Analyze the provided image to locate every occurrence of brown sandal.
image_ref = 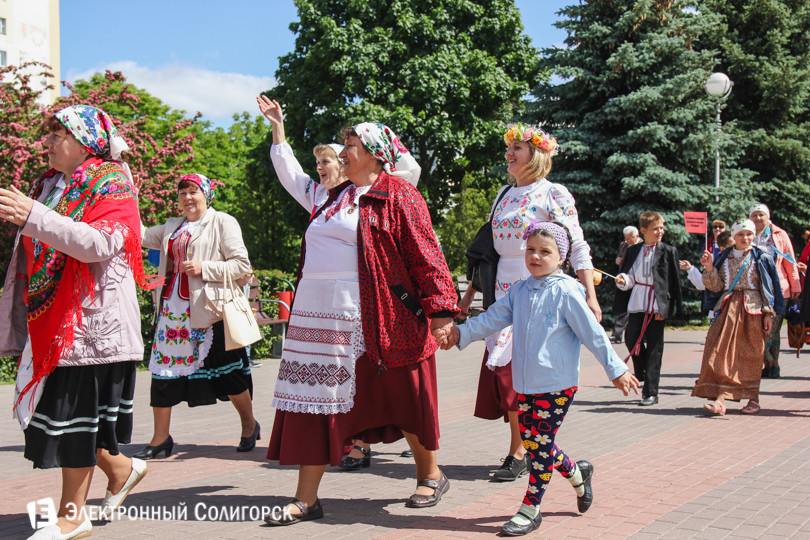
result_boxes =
[406,473,450,508]
[263,498,323,526]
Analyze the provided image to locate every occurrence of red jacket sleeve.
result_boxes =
[393,183,460,318]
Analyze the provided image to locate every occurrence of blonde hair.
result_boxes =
[313,144,339,159]
[511,145,553,183]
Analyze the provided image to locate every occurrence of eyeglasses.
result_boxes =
[712,225,725,229]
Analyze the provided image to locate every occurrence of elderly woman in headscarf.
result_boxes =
[749,204,801,379]
[256,96,407,470]
[132,173,258,460]
[0,105,159,540]
[257,97,458,525]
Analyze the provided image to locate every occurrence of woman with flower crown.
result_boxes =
[458,124,599,507]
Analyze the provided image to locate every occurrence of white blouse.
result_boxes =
[483,179,593,368]
[491,180,593,300]
[270,142,366,279]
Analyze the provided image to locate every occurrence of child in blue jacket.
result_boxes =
[443,220,639,536]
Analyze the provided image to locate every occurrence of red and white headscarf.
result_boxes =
[351,122,421,186]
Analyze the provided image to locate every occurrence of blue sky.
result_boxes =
[61,1,570,125]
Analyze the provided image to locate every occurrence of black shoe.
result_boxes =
[610,336,622,344]
[493,454,529,482]
[236,421,260,452]
[639,395,658,406]
[264,498,323,526]
[401,449,414,458]
[574,461,594,513]
[762,367,770,379]
[339,445,371,470]
[133,436,173,460]
[770,365,781,378]
[501,511,542,536]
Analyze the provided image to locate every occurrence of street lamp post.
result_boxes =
[705,73,734,202]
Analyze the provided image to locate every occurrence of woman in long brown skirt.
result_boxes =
[693,219,784,415]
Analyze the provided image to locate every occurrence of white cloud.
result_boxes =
[66,61,275,122]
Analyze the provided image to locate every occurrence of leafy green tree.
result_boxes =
[699,0,810,248]
[435,174,503,274]
[527,0,756,319]
[263,0,545,220]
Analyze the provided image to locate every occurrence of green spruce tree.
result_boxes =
[527,0,757,318]
[700,0,810,248]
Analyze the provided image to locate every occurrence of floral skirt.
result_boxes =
[692,291,765,402]
[149,287,212,378]
[150,321,252,408]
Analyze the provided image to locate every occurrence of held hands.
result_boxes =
[612,371,640,396]
[0,186,34,227]
[763,314,773,334]
[700,250,714,270]
[181,260,202,277]
[430,317,459,350]
[679,260,693,271]
[615,274,626,286]
[797,262,807,274]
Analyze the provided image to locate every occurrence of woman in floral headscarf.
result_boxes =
[132,173,258,460]
[457,124,598,509]
[258,98,457,525]
[0,105,159,540]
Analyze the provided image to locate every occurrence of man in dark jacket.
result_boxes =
[613,211,683,406]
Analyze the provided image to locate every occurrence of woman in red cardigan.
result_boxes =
[257,97,459,526]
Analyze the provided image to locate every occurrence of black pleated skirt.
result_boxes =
[150,320,253,408]
[24,360,138,469]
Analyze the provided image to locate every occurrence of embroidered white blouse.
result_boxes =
[270,141,370,278]
[484,179,594,368]
[615,244,659,313]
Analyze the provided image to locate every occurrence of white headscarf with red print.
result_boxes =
[351,122,421,186]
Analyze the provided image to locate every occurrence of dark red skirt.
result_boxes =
[474,349,519,422]
[267,353,440,466]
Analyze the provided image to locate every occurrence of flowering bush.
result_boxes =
[0,63,198,276]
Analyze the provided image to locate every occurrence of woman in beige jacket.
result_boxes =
[134,174,259,459]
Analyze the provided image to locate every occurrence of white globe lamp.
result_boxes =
[705,72,733,97]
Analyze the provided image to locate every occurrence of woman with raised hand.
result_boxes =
[0,105,159,540]
[458,124,599,494]
[134,173,259,459]
[257,96,457,525]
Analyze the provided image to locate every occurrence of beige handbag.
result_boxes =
[222,266,262,351]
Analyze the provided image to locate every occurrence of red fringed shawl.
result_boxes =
[15,157,162,407]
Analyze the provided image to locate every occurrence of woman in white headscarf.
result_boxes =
[256,96,457,525]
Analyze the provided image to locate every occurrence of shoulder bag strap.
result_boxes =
[488,185,511,222]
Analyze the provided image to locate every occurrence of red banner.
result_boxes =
[684,211,708,234]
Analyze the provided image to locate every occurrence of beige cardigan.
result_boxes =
[142,208,251,329]
[0,201,144,365]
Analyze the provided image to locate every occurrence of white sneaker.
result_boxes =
[99,456,148,519]
[27,513,92,539]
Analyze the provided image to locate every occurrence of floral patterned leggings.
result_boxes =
[518,387,577,506]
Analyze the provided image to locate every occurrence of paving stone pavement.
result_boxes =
[1,328,809,539]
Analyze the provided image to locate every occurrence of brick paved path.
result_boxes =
[1,329,808,539]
